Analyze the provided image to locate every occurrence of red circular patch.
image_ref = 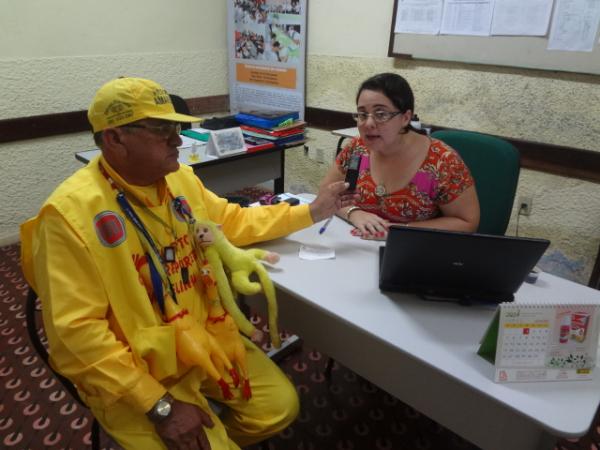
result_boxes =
[94,211,126,247]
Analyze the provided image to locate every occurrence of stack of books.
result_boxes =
[235,110,305,152]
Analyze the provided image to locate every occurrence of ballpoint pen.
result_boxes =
[319,216,333,234]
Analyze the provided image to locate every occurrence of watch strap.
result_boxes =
[146,393,174,423]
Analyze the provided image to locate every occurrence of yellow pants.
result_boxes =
[92,338,299,449]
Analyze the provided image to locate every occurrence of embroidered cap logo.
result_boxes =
[153,88,170,105]
[104,100,133,126]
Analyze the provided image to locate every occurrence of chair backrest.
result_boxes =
[431,130,520,235]
[25,287,101,449]
[169,94,192,130]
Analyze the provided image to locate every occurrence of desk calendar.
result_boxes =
[478,302,600,383]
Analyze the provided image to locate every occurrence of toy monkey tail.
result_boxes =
[255,264,281,349]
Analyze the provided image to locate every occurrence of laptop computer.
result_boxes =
[379,226,550,303]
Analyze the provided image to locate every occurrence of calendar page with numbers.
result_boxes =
[478,303,600,383]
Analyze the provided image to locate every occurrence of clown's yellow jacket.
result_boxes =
[20,156,312,447]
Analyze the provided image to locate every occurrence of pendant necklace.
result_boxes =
[371,153,387,197]
[145,204,190,284]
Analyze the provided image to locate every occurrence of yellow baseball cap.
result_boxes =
[87,77,199,133]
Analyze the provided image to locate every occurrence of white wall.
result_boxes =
[286,0,600,284]
[0,0,227,117]
[0,0,225,58]
[1,0,599,284]
[0,0,229,245]
[307,0,391,58]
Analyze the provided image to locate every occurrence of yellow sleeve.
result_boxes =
[32,207,165,414]
[194,178,314,247]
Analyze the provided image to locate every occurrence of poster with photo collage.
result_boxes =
[227,0,307,118]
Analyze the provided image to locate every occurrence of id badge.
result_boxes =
[163,246,176,263]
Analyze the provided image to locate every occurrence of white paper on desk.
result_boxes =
[394,0,443,35]
[491,0,553,36]
[548,0,600,52]
[178,135,197,149]
[177,144,215,166]
[190,126,212,133]
[441,0,495,36]
[299,244,335,261]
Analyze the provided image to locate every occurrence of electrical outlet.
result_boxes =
[304,145,314,159]
[304,146,324,163]
[315,148,324,163]
[518,196,533,216]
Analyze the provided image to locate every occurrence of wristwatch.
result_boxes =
[146,393,174,423]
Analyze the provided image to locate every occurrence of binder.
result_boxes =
[243,135,276,152]
[181,129,210,142]
[235,110,300,129]
[240,123,305,138]
[241,128,304,141]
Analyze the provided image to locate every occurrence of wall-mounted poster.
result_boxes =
[227,0,307,119]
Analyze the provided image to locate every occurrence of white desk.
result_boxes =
[331,127,359,154]
[75,135,303,195]
[331,127,360,139]
[250,215,600,450]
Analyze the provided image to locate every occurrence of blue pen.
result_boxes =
[319,216,333,234]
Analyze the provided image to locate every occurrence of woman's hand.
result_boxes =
[348,210,390,239]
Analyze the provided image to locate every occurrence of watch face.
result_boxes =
[156,400,172,417]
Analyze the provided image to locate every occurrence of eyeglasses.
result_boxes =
[352,111,402,124]
[121,122,182,138]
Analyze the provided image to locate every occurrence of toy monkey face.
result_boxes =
[195,226,215,247]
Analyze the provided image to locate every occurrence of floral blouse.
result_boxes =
[336,137,474,223]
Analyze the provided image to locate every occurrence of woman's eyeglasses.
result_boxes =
[121,122,182,138]
[352,111,401,124]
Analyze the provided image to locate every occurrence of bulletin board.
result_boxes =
[387,0,600,75]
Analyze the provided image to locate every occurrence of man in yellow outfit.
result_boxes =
[20,77,353,450]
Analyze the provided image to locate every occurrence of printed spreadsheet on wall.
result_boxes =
[388,0,600,75]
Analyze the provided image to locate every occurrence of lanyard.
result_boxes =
[99,163,179,314]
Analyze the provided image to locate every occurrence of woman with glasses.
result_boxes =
[320,72,480,239]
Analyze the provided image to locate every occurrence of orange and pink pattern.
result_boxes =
[337,137,474,224]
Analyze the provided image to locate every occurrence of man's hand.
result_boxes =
[309,181,357,223]
[154,399,214,450]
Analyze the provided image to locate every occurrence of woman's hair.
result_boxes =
[356,72,414,112]
[356,73,422,134]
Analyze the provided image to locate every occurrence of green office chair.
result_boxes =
[431,130,520,235]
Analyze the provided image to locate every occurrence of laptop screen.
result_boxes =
[379,226,550,304]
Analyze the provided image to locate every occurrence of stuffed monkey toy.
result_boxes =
[193,220,282,349]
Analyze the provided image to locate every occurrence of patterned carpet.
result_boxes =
[2,190,599,449]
